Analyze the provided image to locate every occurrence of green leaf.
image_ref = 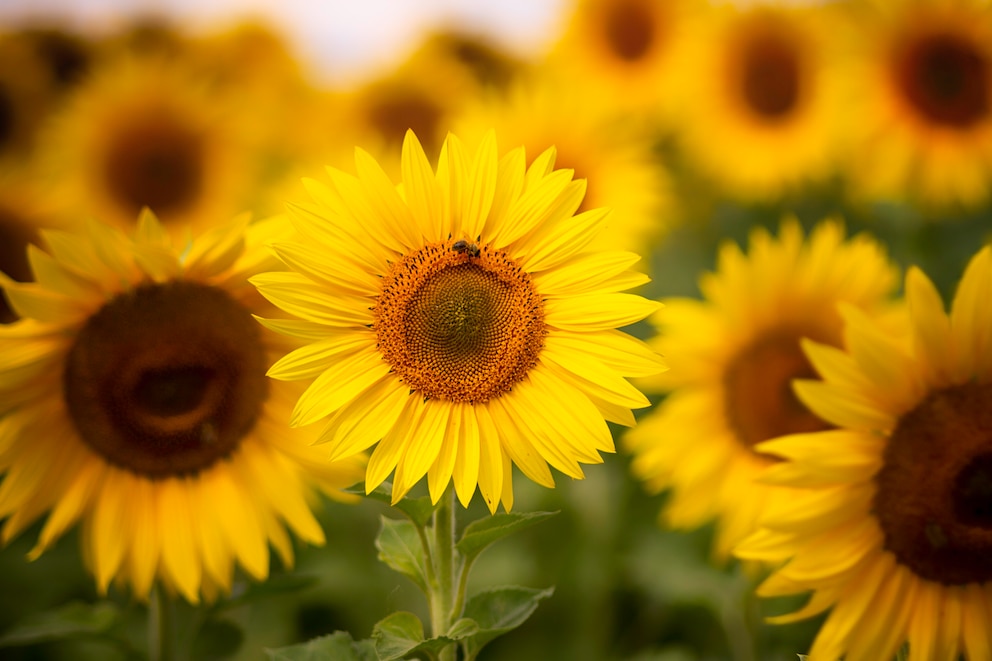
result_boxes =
[375,516,429,593]
[461,586,554,660]
[372,612,477,661]
[265,631,377,660]
[352,482,437,528]
[0,600,120,647]
[191,618,244,660]
[455,511,558,562]
[213,573,320,612]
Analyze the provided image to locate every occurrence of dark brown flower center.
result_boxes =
[602,0,658,63]
[63,281,268,477]
[374,239,545,403]
[723,329,833,451]
[738,28,802,120]
[0,86,14,151]
[367,88,443,154]
[25,28,91,88]
[103,111,205,221]
[896,31,990,128]
[874,383,992,585]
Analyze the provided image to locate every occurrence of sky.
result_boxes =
[0,0,569,86]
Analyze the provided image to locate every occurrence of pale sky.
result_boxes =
[0,0,570,86]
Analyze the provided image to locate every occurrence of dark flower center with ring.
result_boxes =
[738,28,802,120]
[64,281,268,477]
[603,0,658,63]
[874,383,992,585]
[103,111,205,221]
[896,31,990,128]
[723,328,834,452]
[374,239,545,403]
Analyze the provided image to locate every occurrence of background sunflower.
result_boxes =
[1,1,991,660]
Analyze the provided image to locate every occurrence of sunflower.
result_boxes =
[0,35,58,166]
[625,220,898,560]
[673,2,848,201]
[737,246,992,660]
[38,55,258,235]
[332,50,482,175]
[406,28,530,92]
[843,0,992,209]
[0,169,63,323]
[452,77,674,253]
[0,212,365,603]
[546,0,700,119]
[252,130,665,512]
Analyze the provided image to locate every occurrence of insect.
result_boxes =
[451,239,481,258]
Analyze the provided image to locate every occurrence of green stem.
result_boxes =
[148,586,176,661]
[429,487,458,661]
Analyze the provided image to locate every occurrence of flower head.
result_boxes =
[0,211,364,603]
[626,219,898,559]
[844,0,992,208]
[252,130,665,512]
[737,246,992,660]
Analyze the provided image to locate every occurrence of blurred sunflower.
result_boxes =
[0,36,58,165]
[453,78,674,253]
[738,247,992,660]
[0,212,364,603]
[547,0,699,119]
[674,3,847,201]
[38,55,257,234]
[407,28,529,92]
[844,0,992,208]
[625,220,898,560]
[0,170,61,323]
[333,50,481,172]
[252,131,665,512]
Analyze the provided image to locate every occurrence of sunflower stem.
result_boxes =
[430,486,458,660]
[149,586,176,661]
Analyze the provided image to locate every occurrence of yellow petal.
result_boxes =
[291,348,391,427]
[267,332,371,381]
[401,130,445,241]
[453,405,481,509]
[157,478,201,603]
[545,293,660,331]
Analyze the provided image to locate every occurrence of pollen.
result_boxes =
[374,239,545,403]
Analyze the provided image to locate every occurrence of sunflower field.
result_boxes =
[1,1,992,660]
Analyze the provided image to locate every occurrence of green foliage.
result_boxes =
[212,574,320,613]
[456,512,558,563]
[375,516,430,593]
[265,632,377,660]
[358,483,438,528]
[461,586,554,661]
[372,611,478,661]
[0,600,120,648]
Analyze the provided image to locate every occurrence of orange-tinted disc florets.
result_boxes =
[374,239,545,403]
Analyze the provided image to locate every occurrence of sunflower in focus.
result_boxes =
[738,247,992,660]
[453,78,674,253]
[625,220,898,560]
[0,212,364,603]
[252,131,665,512]
[844,0,992,208]
[547,0,699,119]
[39,56,256,234]
[674,3,847,201]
